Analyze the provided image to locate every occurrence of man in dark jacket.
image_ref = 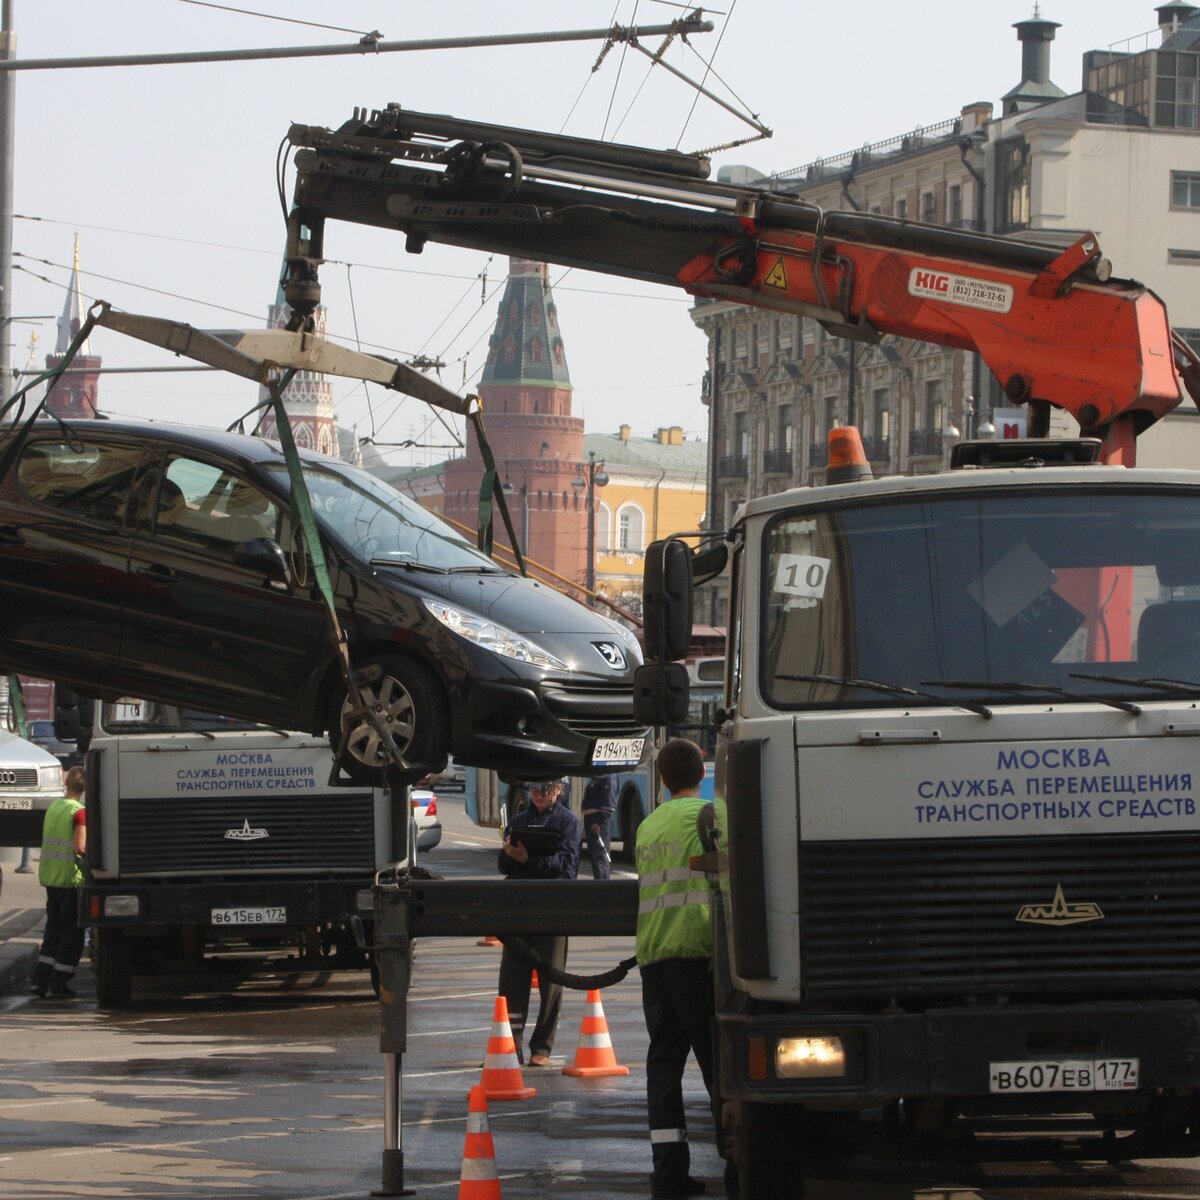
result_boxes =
[581,773,618,880]
[497,777,581,1066]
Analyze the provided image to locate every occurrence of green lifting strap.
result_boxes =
[264,374,411,776]
[6,675,27,739]
[0,303,104,490]
[469,408,526,577]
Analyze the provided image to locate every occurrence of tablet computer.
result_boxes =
[509,827,562,857]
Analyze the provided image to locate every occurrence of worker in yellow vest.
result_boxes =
[635,739,719,1198]
[32,766,87,999]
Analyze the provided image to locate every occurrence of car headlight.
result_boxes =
[425,600,570,671]
[39,765,64,790]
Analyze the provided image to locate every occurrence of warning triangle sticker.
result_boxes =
[763,257,789,291]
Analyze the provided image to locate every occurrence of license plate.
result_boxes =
[989,1058,1140,1093]
[592,737,645,766]
[0,798,32,810]
[210,906,286,926]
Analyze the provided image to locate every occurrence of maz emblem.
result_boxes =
[1015,883,1104,926]
[225,818,269,842]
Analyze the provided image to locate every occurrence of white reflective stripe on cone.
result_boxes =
[484,1052,520,1068]
[466,1112,490,1133]
[578,1034,613,1048]
[650,1128,688,1144]
[460,1158,499,1181]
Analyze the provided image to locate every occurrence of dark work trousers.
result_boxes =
[582,814,612,880]
[498,934,568,1059]
[33,886,85,991]
[641,957,718,1188]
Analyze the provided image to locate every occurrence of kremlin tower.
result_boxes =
[257,266,338,457]
[44,236,100,419]
[443,258,585,586]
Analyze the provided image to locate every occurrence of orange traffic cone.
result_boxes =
[562,989,630,1077]
[458,1085,503,1199]
[477,934,502,947]
[479,995,537,1100]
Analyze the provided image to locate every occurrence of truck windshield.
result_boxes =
[260,461,498,572]
[761,488,1200,708]
[100,699,269,734]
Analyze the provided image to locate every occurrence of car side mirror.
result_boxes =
[233,538,291,585]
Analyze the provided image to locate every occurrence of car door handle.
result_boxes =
[135,563,178,585]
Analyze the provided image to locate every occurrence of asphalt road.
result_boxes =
[2,796,1200,1199]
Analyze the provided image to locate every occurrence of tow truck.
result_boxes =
[270,107,1200,1196]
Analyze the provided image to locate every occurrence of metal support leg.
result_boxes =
[371,879,415,1197]
[15,845,32,873]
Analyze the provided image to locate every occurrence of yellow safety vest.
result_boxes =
[39,796,84,888]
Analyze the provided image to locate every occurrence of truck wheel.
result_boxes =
[733,1101,805,1199]
[93,928,134,1009]
[330,655,450,785]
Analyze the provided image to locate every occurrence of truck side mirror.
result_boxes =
[692,542,728,585]
[633,662,690,727]
[643,539,693,663]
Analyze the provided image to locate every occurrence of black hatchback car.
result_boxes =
[0,420,647,783]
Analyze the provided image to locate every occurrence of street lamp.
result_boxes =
[501,461,529,555]
[572,450,608,602]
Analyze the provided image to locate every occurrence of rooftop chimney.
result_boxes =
[1157,3,1200,42]
[1002,15,1066,115]
[618,424,632,443]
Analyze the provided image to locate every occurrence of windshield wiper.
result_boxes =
[930,679,1142,716]
[1070,671,1200,697]
[778,672,992,718]
[370,558,448,574]
[448,564,505,574]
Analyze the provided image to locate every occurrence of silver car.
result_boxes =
[0,728,67,847]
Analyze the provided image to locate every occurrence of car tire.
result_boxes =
[330,654,450,785]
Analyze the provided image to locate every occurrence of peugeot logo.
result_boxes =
[0,769,17,785]
[224,819,269,841]
[1016,883,1104,926]
[592,641,626,670]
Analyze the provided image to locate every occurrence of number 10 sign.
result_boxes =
[774,553,831,600]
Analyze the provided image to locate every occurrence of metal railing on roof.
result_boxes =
[773,116,963,185]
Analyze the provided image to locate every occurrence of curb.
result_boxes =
[0,925,41,996]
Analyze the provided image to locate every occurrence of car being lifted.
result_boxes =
[0,419,647,784]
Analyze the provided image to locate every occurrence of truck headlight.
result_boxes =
[774,1036,846,1079]
[103,895,141,918]
[425,600,569,671]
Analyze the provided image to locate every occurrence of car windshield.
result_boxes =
[761,488,1200,708]
[260,462,499,572]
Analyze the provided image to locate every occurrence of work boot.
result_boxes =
[47,985,77,999]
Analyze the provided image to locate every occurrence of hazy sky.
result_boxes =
[10,1,1162,467]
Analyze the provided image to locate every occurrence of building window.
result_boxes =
[948,183,963,226]
[824,395,839,432]
[503,338,515,364]
[529,338,544,364]
[733,410,748,458]
[920,191,936,223]
[1156,51,1200,129]
[596,502,612,552]
[1171,171,1200,209]
[894,197,908,219]
[872,388,890,439]
[778,405,794,451]
[529,305,541,326]
[617,504,645,552]
[547,303,557,328]
[995,137,1031,233]
[924,379,944,431]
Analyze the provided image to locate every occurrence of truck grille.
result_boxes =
[118,792,375,875]
[799,833,1200,1001]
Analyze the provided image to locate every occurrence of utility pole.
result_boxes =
[0,1,14,407]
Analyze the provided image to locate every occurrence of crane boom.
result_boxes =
[285,105,1190,464]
